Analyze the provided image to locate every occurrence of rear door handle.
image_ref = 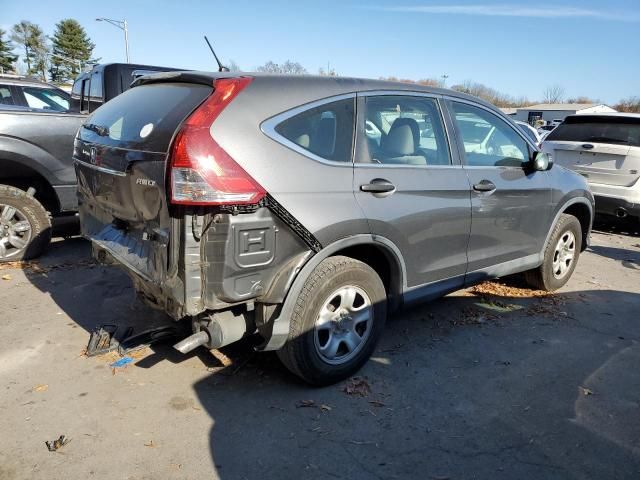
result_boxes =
[473,180,496,192]
[360,178,396,194]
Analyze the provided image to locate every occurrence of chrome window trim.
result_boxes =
[354,91,455,169]
[260,93,356,167]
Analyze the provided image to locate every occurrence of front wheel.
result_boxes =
[0,185,52,262]
[525,213,582,291]
[277,256,387,386]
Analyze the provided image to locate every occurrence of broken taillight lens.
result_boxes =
[169,77,266,206]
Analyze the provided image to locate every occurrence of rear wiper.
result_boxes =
[83,123,110,137]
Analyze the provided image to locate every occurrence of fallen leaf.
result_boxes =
[296,399,316,408]
[320,404,332,412]
[144,440,155,447]
[33,384,48,393]
[343,377,371,397]
[2,274,11,280]
[580,386,594,396]
[369,400,386,407]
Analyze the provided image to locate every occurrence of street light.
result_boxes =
[96,17,130,63]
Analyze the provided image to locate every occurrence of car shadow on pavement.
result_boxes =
[191,287,640,480]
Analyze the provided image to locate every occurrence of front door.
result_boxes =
[446,100,552,281]
[353,94,472,300]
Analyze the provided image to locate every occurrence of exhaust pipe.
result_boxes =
[174,331,210,354]
[173,309,251,354]
[615,208,628,219]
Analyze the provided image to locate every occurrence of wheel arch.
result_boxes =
[260,234,406,351]
[544,196,594,253]
[0,159,61,214]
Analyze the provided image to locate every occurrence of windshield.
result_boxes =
[22,86,70,112]
[546,117,640,147]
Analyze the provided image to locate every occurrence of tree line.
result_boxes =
[0,19,95,84]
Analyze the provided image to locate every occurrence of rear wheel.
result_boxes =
[277,256,387,386]
[525,213,582,291]
[0,185,52,262]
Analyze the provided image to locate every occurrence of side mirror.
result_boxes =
[531,151,552,171]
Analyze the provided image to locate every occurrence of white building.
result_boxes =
[515,103,616,125]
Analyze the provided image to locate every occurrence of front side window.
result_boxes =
[452,102,529,167]
[274,98,355,162]
[360,95,450,166]
[22,87,70,112]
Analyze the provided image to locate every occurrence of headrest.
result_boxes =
[382,118,420,156]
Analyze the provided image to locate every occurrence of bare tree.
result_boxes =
[256,60,307,75]
[542,84,565,104]
[613,96,640,113]
[566,96,596,104]
[226,59,241,72]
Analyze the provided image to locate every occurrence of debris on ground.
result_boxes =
[110,356,133,368]
[0,259,96,273]
[526,295,569,319]
[343,377,371,397]
[86,324,183,357]
[475,299,524,313]
[144,440,156,447]
[580,386,594,396]
[453,307,497,326]
[210,349,233,368]
[33,384,48,393]
[45,435,70,452]
[1,274,11,280]
[296,400,316,408]
[470,280,550,298]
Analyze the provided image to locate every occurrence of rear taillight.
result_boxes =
[169,77,266,206]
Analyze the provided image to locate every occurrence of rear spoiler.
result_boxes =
[131,71,248,89]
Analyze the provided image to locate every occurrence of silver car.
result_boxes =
[542,113,640,222]
[74,73,594,385]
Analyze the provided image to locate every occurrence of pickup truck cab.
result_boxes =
[71,63,181,114]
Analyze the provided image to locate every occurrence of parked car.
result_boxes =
[70,62,181,114]
[75,73,594,385]
[515,120,542,144]
[0,75,85,261]
[538,124,556,134]
[542,113,640,222]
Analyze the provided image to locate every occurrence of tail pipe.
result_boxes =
[173,309,251,354]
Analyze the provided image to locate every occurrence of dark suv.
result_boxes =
[75,72,594,385]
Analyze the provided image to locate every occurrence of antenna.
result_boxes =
[204,36,229,72]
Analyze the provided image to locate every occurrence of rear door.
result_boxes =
[353,93,472,299]
[74,82,212,281]
[446,99,552,279]
[543,115,640,187]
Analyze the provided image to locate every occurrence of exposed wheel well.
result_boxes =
[562,202,591,251]
[330,243,403,311]
[0,162,59,215]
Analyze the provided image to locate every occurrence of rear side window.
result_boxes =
[275,98,355,162]
[0,85,15,106]
[78,83,212,152]
[22,87,70,112]
[546,117,640,147]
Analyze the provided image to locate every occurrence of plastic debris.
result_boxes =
[110,356,133,368]
[45,435,70,452]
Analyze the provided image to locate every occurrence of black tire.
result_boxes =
[0,185,52,262]
[524,213,582,291]
[277,256,387,386]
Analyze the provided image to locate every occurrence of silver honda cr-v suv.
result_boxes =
[75,72,594,385]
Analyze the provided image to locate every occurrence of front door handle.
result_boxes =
[360,178,396,194]
[473,180,496,192]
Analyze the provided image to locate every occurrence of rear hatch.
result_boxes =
[542,115,640,187]
[74,81,212,282]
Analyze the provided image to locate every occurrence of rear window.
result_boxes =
[546,117,640,147]
[78,83,211,152]
[275,98,355,162]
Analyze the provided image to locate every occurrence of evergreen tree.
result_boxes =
[0,29,18,73]
[49,19,95,83]
[10,21,48,79]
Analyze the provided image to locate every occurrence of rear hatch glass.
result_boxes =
[75,82,212,282]
[544,116,640,186]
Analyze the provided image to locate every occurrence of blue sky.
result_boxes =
[3,0,639,103]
